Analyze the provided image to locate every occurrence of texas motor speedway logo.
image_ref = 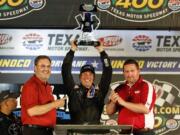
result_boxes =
[95,0,180,22]
[0,0,46,20]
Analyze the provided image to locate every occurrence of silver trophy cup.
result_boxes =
[75,4,100,46]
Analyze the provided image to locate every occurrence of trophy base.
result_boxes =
[78,40,100,46]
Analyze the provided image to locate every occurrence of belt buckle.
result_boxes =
[45,127,54,131]
[141,128,150,132]
[133,128,150,133]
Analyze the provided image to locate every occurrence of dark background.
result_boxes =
[0,0,180,29]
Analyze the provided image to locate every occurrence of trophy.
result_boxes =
[75,4,100,46]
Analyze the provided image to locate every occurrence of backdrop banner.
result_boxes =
[0,0,180,29]
[0,29,180,135]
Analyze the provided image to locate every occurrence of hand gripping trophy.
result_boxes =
[75,3,100,46]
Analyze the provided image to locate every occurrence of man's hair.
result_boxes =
[34,55,51,65]
[80,64,95,75]
[123,59,139,71]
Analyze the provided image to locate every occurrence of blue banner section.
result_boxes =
[13,110,71,121]
[0,56,180,73]
[57,110,70,120]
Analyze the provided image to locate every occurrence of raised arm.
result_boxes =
[62,41,77,94]
[96,44,112,100]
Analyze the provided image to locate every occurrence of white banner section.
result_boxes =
[0,29,180,57]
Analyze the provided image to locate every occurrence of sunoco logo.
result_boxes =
[0,0,46,20]
[95,0,180,22]
[132,35,152,51]
[22,33,43,50]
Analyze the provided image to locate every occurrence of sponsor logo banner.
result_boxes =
[0,0,46,20]
[0,56,180,73]
[0,33,12,45]
[95,0,180,22]
[0,29,180,57]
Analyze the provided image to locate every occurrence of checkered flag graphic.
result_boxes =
[153,79,180,120]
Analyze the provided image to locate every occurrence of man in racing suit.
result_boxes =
[62,41,112,124]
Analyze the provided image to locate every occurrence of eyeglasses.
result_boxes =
[36,64,51,69]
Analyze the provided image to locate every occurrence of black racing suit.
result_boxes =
[62,50,112,124]
[0,112,22,135]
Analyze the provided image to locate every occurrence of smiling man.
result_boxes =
[21,55,66,135]
[62,41,112,125]
[106,59,156,135]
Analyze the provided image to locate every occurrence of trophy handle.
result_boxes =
[91,15,100,30]
[74,14,83,30]
[78,40,100,47]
